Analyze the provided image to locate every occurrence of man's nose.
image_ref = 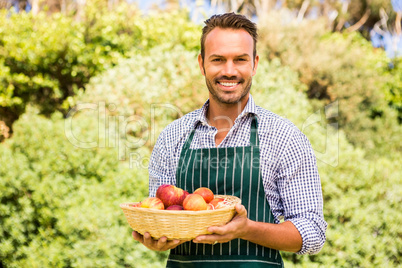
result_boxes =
[222,61,238,77]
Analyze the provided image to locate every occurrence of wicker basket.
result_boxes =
[120,195,241,240]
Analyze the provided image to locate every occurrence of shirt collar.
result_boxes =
[194,94,258,128]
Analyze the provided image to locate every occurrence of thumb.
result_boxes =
[235,204,247,217]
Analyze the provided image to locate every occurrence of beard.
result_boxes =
[205,75,252,105]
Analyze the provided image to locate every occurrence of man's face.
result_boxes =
[198,27,259,106]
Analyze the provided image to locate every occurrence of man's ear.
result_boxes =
[198,54,205,76]
[252,54,259,76]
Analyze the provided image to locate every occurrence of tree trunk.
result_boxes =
[297,0,310,22]
[31,0,40,15]
[75,0,86,21]
[346,9,371,32]
[396,11,401,36]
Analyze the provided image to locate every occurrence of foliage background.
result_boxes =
[0,1,401,267]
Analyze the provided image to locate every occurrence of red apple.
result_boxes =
[183,194,207,211]
[140,197,164,210]
[129,202,141,207]
[156,184,187,207]
[206,203,215,210]
[209,198,226,209]
[194,187,214,203]
[166,205,184,210]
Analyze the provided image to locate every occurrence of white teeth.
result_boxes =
[219,82,238,87]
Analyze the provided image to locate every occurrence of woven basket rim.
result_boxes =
[120,195,241,239]
[120,194,240,215]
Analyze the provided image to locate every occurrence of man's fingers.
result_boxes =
[133,231,188,251]
[207,225,226,235]
[193,234,230,244]
[167,239,181,250]
[235,204,247,216]
[143,232,155,248]
[156,236,168,249]
[132,231,143,243]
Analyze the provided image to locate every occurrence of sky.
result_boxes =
[130,0,226,23]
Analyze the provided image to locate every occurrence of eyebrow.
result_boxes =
[208,53,251,59]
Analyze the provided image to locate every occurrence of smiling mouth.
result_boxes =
[218,82,239,87]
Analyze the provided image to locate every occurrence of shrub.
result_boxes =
[385,58,402,123]
[0,108,167,267]
[253,60,402,268]
[258,12,402,158]
[0,4,200,140]
[1,16,400,268]
[78,45,206,157]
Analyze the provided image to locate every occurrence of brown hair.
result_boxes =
[200,12,258,60]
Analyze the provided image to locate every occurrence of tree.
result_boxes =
[392,0,402,35]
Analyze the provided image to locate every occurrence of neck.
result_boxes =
[206,94,249,145]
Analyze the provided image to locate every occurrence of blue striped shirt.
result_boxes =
[148,95,327,255]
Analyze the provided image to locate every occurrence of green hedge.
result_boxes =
[0,5,200,140]
[253,59,401,267]
[1,7,401,268]
[0,108,168,267]
[258,13,402,158]
[2,45,400,267]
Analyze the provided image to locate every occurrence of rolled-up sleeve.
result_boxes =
[278,129,327,255]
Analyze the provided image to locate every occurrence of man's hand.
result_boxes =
[132,231,188,251]
[192,204,249,244]
[192,203,303,252]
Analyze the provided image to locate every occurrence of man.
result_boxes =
[133,13,327,267]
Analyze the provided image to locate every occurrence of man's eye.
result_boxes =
[212,58,222,62]
[237,58,247,61]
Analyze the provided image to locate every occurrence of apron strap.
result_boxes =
[182,124,198,152]
[250,115,259,147]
